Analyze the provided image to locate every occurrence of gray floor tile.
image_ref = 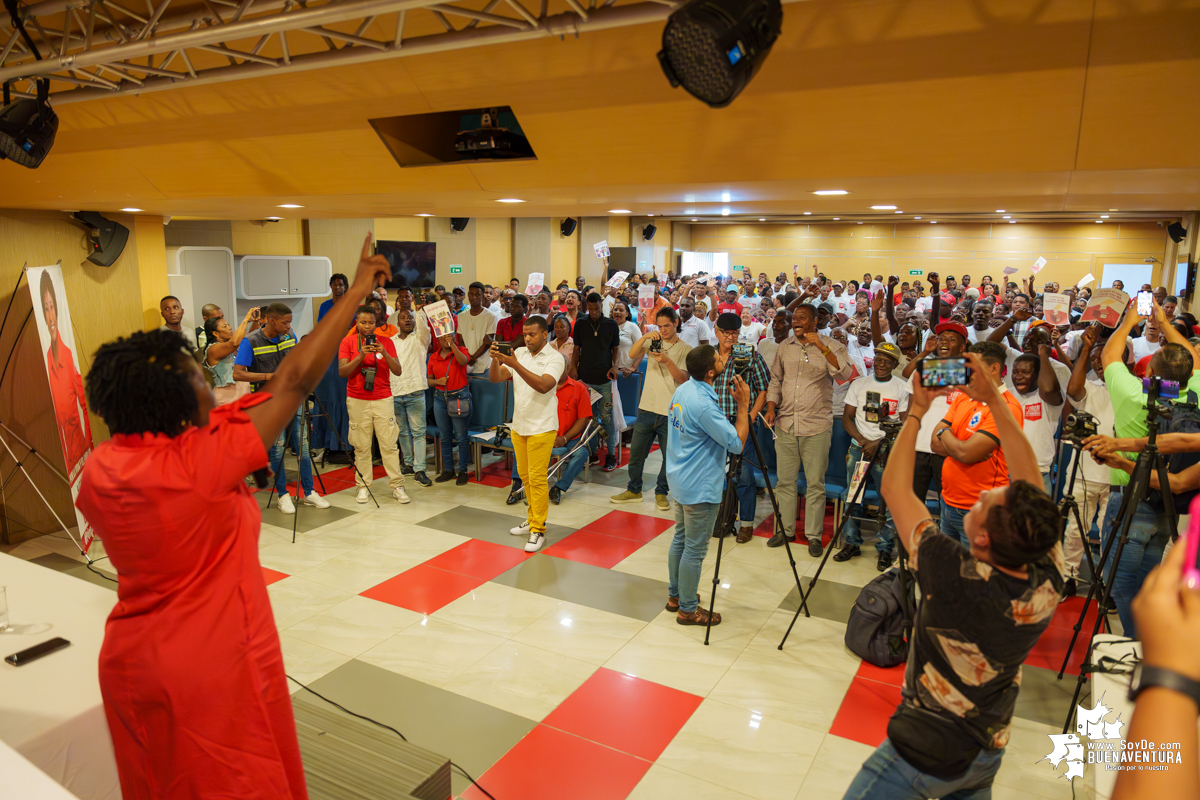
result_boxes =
[29,553,118,591]
[778,579,861,625]
[254,494,358,534]
[491,554,669,622]
[1015,664,1077,728]
[418,506,576,550]
[302,659,536,796]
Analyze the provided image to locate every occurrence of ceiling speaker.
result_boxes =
[560,218,577,237]
[643,223,657,240]
[72,211,129,267]
[1168,221,1188,243]
[450,217,469,232]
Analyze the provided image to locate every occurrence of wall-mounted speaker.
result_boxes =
[450,217,469,232]
[1168,221,1188,243]
[72,211,129,267]
[642,223,657,240]
[560,218,577,237]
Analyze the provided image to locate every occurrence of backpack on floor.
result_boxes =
[844,567,915,668]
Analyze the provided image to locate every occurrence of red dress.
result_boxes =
[45,339,92,479]
[75,393,307,800]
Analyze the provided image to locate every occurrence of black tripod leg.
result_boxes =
[311,393,380,508]
[705,455,741,645]
[746,431,806,605]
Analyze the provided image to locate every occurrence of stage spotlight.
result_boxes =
[657,0,783,108]
[0,79,58,169]
[1168,221,1188,243]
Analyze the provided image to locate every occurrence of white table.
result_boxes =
[0,737,81,799]
[0,553,120,800]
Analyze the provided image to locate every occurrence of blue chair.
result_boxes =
[824,423,853,526]
[614,359,647,461]
[466,376,513,481]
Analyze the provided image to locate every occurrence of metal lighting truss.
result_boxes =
[0,0,680,102]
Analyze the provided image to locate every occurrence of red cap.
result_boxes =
[940,292,955,304]
[934,321,969,341]
[1135,355,1153,378]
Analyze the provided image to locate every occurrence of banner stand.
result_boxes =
[0,265,95,562]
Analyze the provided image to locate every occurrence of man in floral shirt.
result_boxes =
[844,352,1063,800]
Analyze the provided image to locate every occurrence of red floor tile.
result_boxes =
[471,460,515,487]
[582,510,674,543]
[461,724,651,800]
[423,538,532,581]
[856,659,907,687]
[261,567,290,586]
[828,677,903,748]
[543,530,647,570]
[1024,619,1094,676]
[543,668,702,761]
[752,503,837,546]
[1047,595,1106,633]
[360,563,485,614]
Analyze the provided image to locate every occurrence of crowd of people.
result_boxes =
[123,252,1200,800]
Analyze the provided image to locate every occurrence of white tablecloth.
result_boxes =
[0,552,120,800]
[0,737,81,799]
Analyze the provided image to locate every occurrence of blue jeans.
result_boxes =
[667,501,720,613]
[626,408,669,497]
[393,391,427,472]
[433,389,470,472]
[1100,491,1171,638]
[844,738,1004,800]
[269,410,313,496]
[587,381,617,464]
[511,438,589,492]
[940,502,969,546]
[735,426,761,523]
[843,441,896,554]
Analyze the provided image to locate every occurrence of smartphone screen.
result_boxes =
[1143,377,1181,399]
[1137,291,1153,316]
[920,357,971,388]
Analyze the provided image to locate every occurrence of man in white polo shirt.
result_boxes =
[676,296,712,348]
[490,315,565,552]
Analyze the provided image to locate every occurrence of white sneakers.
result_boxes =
[277,494,295,514]
[510,521,530,536]
[356,488,370,504]
[509,521,544,552]
[393,487,411,504]
[302,492,330,509]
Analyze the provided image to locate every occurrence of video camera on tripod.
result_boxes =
[730,343,755,376]
[1061,410,1099,445]
[863,391,904,438]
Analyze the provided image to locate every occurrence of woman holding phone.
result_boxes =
[429,332,472,485]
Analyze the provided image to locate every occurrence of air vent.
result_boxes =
[369,105,536,168]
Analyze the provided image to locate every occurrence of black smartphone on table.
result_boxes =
[920,357,972,388]
[6,637,71,666]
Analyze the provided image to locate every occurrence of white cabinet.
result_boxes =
[236,255,332,300]
[167,246,236,321]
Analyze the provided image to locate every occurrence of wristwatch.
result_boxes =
[1128,663,1200,711]
[935,427,949,440]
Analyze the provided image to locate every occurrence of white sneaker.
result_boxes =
[277,494,296,515]
[302,491,330,509]
[393,487,411,504]
[524,530,545,553]
[356,488,370,504]
[510,520,531,536]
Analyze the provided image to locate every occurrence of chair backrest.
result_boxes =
[467,376,509,430]
[753,420,777,473]
[826,422,852,486]
[616,372,641,417]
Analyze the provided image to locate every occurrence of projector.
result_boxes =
[454,108,534,160]
[0,81,58,169]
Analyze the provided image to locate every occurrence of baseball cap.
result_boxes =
[716,312,742,331]
[452,285,466,295]
[934,321,969,341]
[875,342,907,370]
[940,292,955,304]
[818,301,835,313]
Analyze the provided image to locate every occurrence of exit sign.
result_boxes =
[909,270,922,276]
[449,264,462,274]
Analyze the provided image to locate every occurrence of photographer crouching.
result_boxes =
[844,352,1062,800]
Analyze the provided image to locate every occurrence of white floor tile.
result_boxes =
[285,595,424,657]
[358,617,505,688]
[442,641,598,721]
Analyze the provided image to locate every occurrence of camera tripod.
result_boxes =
[778,421,914,650]
[1059,389,1176,733]
[266,392,379,543]
[703,417,805,646]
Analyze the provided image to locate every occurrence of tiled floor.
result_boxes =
[4,447,1081,799]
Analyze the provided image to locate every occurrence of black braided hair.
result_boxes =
[86,329,199,436]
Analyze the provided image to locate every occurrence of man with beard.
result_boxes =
[677,296,713,347]
[757,308,792,368]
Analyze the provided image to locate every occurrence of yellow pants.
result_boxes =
[346,396,404,490]
[511,429,556,534]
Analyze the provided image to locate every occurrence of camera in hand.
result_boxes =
[495,342,513,356]
[650,338,663,354]
[730,343,754,376]
[864,391,884,424]
[361,334,378,392]
[1062,410,1099,444]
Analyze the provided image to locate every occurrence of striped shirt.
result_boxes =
[765,334,852,436]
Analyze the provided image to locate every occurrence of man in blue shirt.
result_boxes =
[666,345,750,626]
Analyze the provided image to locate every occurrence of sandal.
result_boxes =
[676,606,722,626]
[666,594,700,612]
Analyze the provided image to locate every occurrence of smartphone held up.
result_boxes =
[1136,290,1153,317]
[919,357,972,389]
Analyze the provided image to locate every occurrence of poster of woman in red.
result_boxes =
[30,265,96,551]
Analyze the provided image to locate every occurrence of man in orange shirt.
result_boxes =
[931,341,1024,544]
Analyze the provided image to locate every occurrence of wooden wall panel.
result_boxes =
[512,218,550,290]
[231,219,305,256]
[475,217,512,289]
[307,218,373,321]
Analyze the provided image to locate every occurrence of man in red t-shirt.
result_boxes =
[496,294,529,348]
[338,306,408,504]
[506,366,594,505]
[931,341,1024,544]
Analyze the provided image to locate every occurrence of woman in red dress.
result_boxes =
[39,269,93,479]
[75,237,390,800]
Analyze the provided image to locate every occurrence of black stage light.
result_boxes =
[657,0,783,108]
[450,217,469,232]
[560,218,577,237]
[1168,221,1188,244]
[643,223,657,240]
[72,212,130,267]
[0,79,57,169]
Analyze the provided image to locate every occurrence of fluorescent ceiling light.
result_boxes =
[1101,215,1110,219]
[277,204,303,209]
[895,210,903,214]
[1095,220,1103,223]
[871,205,897,210]
[416,213,434,217]
[914,216,921,219]
[759,218,766,221]
[721,192,731,202]
[266,216,283,220]
[833,217,840,220]
[1009,220,1016,224]
[1003,215,1011,219]
[1110,208,1118,211]
[646,214,655,217]
[930,221,938,224]
[120,207,142,212]
[721,208,730,216]
[497,198,525,203]
[691,218,697,221]
[858,221,864,225]
[609,209,632,213]
[996,209,1005,213]
[803,211,812,215]
[813,190,849,196]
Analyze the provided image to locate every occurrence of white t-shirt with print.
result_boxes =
[458,308,498,374]
[845,375,911,441]
[1012,388,1063,471]
[738,321,766,344]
